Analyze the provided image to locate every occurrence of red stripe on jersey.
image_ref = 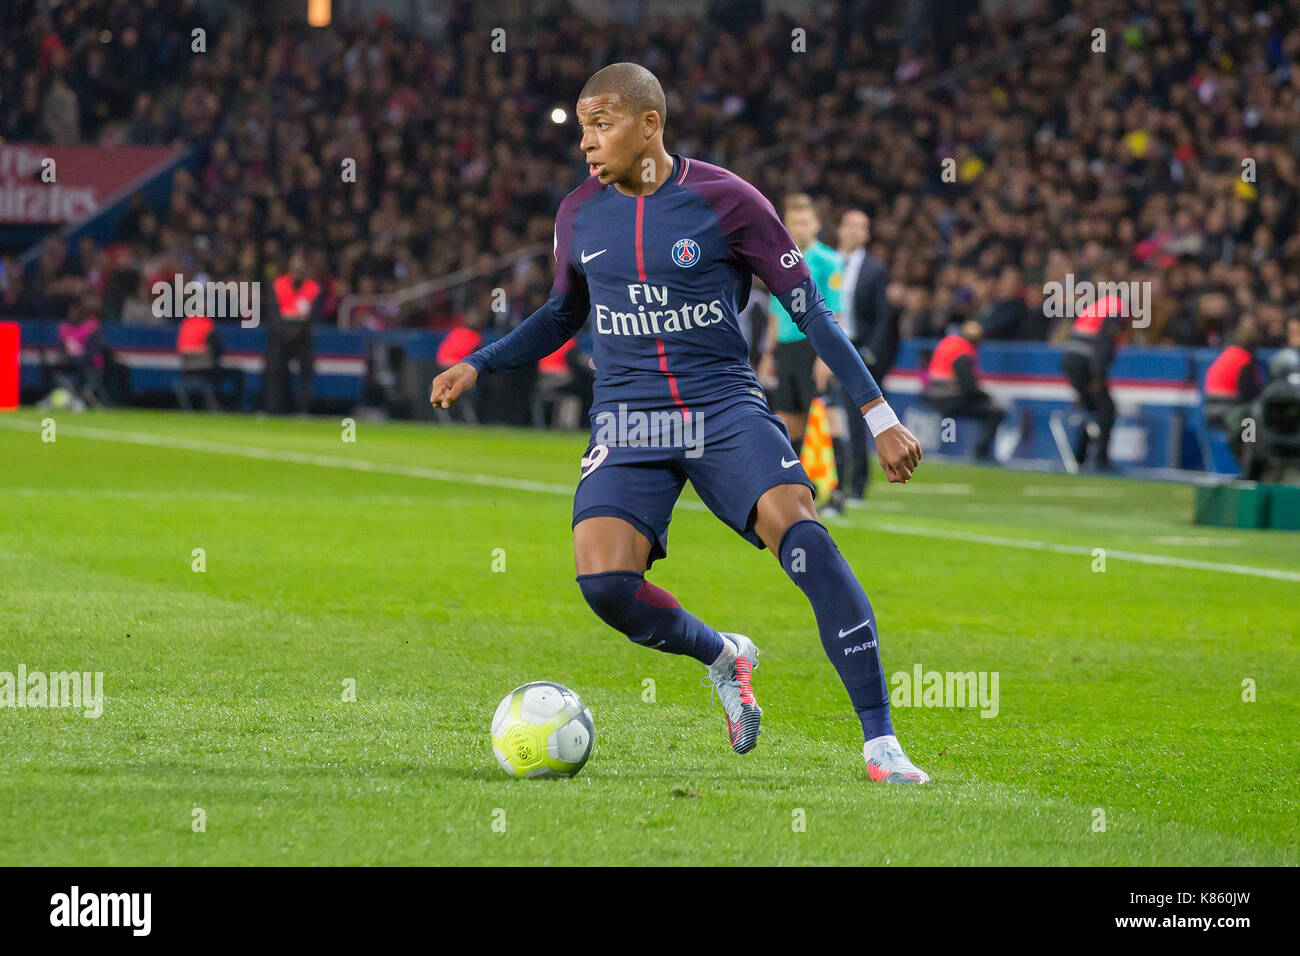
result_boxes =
[656,337,690,421]
[634,195,646,281]
[637,190,688,420]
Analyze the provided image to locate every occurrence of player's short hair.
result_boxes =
[580,63,667,127]
[784,193,815,215]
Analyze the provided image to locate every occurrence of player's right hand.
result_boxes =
[429,362,479,409]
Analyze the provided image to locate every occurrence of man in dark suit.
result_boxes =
[836,210,897,503]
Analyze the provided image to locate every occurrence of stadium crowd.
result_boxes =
[2,0,1298,360]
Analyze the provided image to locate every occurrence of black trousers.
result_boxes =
[830,349,897,499]
[1205,398,1256,474]
[266,322,315,414]
[836,381,870,498]
[1062,352,1114,465]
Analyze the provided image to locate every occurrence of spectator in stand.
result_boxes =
[0,258,27,316]
[54,299,109,405]
[1203,318,1265,477]
[177,314,246,411]
[536,339,595,430]
[1062,296,1128,471]
[923,320,1005,461]
[1204,319,1265,431]
[433,311,485,422]
[265,248,321,414]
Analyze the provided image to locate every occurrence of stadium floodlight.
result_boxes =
[307,0,330,28]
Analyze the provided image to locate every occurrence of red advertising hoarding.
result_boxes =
[0,143,178,224]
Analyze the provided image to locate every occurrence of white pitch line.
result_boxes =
[862,522,1300,583]
[11,487,262,502]
[1,418,579,496]
[3,418,1296,582]
[1154,535,1243,547]
[874,482,972,495]
[5,487,474,508]
[1023,485,1124,498]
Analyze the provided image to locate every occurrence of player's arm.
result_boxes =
[431,213,589,410]
[728,186,920,480]
[777,281,920,479]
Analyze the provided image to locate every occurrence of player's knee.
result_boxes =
[576,571,666,643]
[777,518,840,578]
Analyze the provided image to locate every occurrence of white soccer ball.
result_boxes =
[490,681,594,778]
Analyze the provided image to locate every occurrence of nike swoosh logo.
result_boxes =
[580,249,607,263]
[837,619,873,639]
[781,458,799,468]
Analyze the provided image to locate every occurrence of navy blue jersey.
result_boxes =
[466,154,880,417]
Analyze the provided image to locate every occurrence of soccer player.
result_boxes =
[430,63,929,783]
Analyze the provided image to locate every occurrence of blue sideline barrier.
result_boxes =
[16,320,1251,475]
[18,320,445,404]
[883,339,1241,474]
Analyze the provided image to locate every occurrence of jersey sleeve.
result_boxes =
[464,197,590,375]
[721,184,882,407]
[721,179,811,297]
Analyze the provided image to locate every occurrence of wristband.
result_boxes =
[864,401,900,438]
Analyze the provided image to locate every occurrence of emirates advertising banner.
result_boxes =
[0,143,178,224]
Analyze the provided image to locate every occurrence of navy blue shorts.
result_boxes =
[572,396,815,567]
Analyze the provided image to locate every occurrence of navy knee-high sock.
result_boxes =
[778,519,893,740]
[577,571,726,666]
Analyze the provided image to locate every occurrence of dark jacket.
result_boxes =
[851,252,897,375]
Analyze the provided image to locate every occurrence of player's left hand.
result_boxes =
[876,423,922,483]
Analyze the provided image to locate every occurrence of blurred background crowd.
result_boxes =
[2,0,1298,354]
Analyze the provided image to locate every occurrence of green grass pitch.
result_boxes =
[1,408,1296,865]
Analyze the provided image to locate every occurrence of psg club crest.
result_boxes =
[671,238,700,268]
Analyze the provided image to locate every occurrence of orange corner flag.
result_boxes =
[800,396,838,503]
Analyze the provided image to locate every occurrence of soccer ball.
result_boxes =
[490,681,594,779]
